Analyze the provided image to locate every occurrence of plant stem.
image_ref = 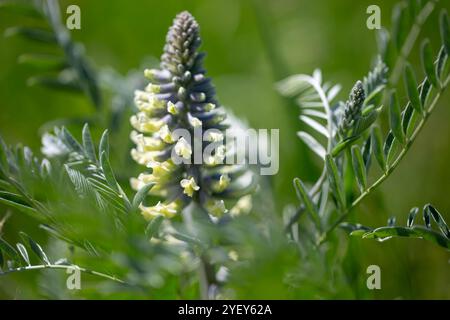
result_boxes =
[318,74,450,245]
[0,263,126,284]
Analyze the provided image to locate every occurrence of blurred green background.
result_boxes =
[0,0,449,299]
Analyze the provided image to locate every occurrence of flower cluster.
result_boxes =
[130,11,254,220]
[338,80,366,138]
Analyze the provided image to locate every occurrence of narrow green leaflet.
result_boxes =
[145,215,164,240]
[325,155,346,209]
[0,237,20,263]
[407,207,419,228]
[349,205,450,250]
[351,145,367,192]
[16,243,30,265]
[82,124,97,163]
[421,40,439,88]
[331,136,359,157]
[440,11,450,54]
[62,127,83,154]
[362,226,450,250]
[0,196,39,218]
[404,63,422,113]
[99,130,110,159]
[100,151,119,192]
[389,90,405,144]
[293,178,321,231]
[19,232,51,265]
[132,183,155,212]
[425,204,450,238]
[0,137,10,174]
[4,26,56,43]
[371,126,386,171]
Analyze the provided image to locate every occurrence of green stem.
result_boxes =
[0,263,126,284]
[318,74,450,245]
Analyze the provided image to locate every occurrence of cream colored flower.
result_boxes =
[131,148,160,165]
[229,195,252,216]
[204,130,224,142]
[180,177,200,197]
[134,91,166,113]
[147,160,176,179]
[130,112,164,133]
[205,145,226,165]
[205,199,227,217]
[140,201,178,220]
[174,137,192,160]
[212,174,230,192]
[167,101,179,115]
[189,116,202,127]
[158,125,175,143]
[145,83,161,93]
[204,103,216,111]
[130,131,164,152]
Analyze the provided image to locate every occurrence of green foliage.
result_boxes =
[0,0,101,107]
[0,0,449,300]
[279,2,450,253]
[343,204,450,250]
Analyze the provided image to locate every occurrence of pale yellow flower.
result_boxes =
[180,177,200,197]
[230,195,252,216]
[205,199,227,217]
[158,125,175,143]
[212,174,230,192]
[140,201,178,220]
[131,148,160,165]
[130,112,164,133]
[205,145,226,165]
[167,101,179,115]
[204,103,216,111]
[174,137,192,160]
[204,130,224,142]
[130,131,164,152]
[189,116,202,127]
[145,83,161,93]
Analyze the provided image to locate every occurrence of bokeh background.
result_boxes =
[0,0,449,299]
